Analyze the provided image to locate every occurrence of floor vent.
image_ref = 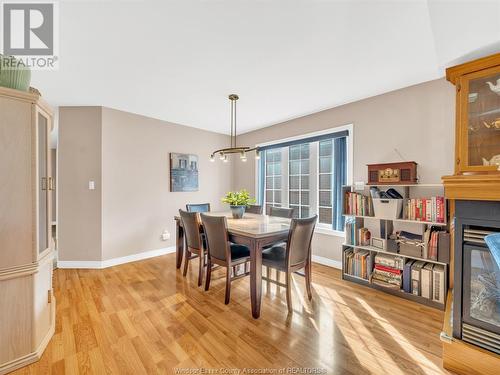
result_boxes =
[462,323,500,354]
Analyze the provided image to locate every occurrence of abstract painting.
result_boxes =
[170,153,199,192]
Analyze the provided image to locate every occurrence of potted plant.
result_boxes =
[222,189,256,219]
[0,55,31,92]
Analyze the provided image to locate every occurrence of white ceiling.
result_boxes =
[34,0,500,137]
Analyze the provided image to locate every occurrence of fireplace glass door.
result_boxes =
[463,243,500,335]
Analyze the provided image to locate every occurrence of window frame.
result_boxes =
[317,139,334,228]
[255,124,353,237]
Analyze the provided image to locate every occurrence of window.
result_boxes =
[264,148,282,208]
[258,129,349,232]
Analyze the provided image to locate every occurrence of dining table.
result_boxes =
[174,212,292,318]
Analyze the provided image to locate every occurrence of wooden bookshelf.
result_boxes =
[342,183,449,310]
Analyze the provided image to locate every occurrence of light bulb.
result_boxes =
[255,152,261,160]
[209,155,215,162]
[219,153,225,161]
[223,155,229,163]
[240,151,247,161]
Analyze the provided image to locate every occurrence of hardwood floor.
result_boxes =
[12,254,450,374]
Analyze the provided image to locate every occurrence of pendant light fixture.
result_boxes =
[210,94,260,162]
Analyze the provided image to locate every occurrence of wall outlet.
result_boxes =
[161,230,170,241]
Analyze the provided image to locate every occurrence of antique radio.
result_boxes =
[367,162,418,185]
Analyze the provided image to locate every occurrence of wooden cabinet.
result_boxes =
[447,53,500,174]
[0,87,55,374]
[443,53,500,201]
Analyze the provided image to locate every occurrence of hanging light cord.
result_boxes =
[234,98,237,147]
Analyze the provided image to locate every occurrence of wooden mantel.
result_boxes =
[442,174,500,201]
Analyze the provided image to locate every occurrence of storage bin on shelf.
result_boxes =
[372,198,403,220]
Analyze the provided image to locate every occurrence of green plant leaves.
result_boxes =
[221,189,256,206]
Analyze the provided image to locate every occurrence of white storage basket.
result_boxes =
[372,198,403,220]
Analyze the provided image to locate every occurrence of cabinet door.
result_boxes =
[33,258,53,346]
[36,108,52,257]
[459,66,500,172]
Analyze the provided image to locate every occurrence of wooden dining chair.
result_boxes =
[179,209,206,286]
[262,215,317,312]
[267,206,295,218]
[245,205,263,214]
[200,214,251,304]
[186,203,211,213]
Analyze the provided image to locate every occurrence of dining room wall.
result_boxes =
[58,107,103,262]
[100,107,231,261]
[232,78,456,266]
[58,106,231,265]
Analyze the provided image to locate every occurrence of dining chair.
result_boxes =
[200,213,251,304]
[262,215,317,312]
[179,209,206,286]
[268,206,295,218]
[186,203,211,213]
[245,205,263,214]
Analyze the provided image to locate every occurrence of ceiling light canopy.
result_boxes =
[210,94,259,162]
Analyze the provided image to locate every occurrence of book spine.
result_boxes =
[425,199,432,222]
[436,197,443,223]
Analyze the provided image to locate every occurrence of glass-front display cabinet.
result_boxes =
[448,54,500,174]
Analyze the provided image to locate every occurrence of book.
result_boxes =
[411,261,425,295]
[374,253,404,269]
[402,260,415,293]
[372,278,401,290]
[432,264,445,304]
[437,232,450,264]
[421,263,434,299]
[374,264,401,274]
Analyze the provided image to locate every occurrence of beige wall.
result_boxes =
[58,106,231,263]
[58,107,102,261]
[233,78,456,263]
[101,107,231,260]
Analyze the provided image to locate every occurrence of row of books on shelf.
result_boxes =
[344,191,446,224]
[343,249,373,280]
[343,249,446,304]
[344,192,374,216]
[402,197,445,223]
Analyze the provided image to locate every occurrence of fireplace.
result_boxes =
[454,201,500,354]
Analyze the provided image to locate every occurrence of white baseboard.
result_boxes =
[312,254,342,269]
[57,246,176,269]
